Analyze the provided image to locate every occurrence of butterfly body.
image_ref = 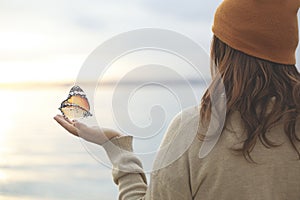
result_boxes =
[59,85,92,119]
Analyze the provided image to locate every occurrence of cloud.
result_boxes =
[0,0,298,83]
[140,0,222,22]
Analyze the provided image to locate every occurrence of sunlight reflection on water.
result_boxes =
[0,87,118,200]
[0,84,204,200]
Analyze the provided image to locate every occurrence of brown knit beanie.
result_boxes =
[212,0,299,65]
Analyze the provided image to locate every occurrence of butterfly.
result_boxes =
[59,85,92,119]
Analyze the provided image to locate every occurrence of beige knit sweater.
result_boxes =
[102,106,300,200]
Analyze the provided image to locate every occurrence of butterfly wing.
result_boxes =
[66,95,90,111]
[59,86,92,119]
[59,103,92,119]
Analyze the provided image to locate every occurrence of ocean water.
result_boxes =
[0,83,205,200]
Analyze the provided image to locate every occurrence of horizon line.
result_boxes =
[0,78,211,89]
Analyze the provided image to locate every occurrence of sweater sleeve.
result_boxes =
[102,135,148,199]
[102,107,199,200]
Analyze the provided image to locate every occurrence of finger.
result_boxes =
[64,117,74,124]
[54,115,71,124]
[73,121,88,131]
[55,115,75,125]
[54,115,79,136]
[73,121,94,139]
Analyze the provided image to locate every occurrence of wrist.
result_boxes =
[103,128,122,140]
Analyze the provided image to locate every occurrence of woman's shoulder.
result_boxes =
[170,105,202,132]
[152,106,202,170]
[162,105,201,144]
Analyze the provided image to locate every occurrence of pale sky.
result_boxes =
[0,0,299,84]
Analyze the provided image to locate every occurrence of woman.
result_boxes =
[54,0,300,199]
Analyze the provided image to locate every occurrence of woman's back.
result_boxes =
[149,106,300,200]
[193,111,300,199]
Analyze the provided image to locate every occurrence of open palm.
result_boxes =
[54,115,121,145]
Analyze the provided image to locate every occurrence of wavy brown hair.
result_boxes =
[200,35,300,162]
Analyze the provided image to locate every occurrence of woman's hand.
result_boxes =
[54,115,122,145]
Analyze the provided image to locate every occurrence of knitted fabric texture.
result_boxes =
[212,0,299,65]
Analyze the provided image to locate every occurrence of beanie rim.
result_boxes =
[212,30,296,65]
